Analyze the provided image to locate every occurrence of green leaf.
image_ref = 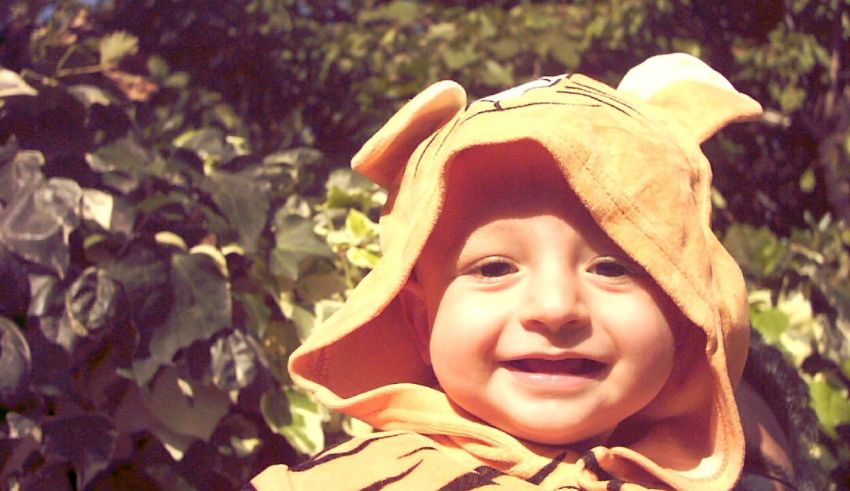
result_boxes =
[750,307,789,344]
[173,127,231,163]
[203,170,271,254]
[100,31,140,67]
[260,386,325,455]
[296,272,347,304]
[0,68,37,97]
[270,215,334,280]
[799,167,816,193]
[808,374,850,439]
[146,367,230,441]
[132,252,232,384]
[345,209,378,241]
[723,224,788,279]
[86,135,161,194]
[481,60,514,87]
[67,85,114,107]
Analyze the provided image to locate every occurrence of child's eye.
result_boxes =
[589,257,635,278]
[474,260,517,278]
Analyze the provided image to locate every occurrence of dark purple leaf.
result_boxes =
[0,316,31,405]
[42,414,117,489]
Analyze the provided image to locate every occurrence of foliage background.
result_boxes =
[0,0,848,489]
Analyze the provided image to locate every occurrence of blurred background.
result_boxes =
[0,0,848,489]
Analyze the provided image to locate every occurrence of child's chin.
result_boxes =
[512,426,615,449]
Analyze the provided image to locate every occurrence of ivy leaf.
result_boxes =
[86,135,161,194]
[106,240,173,332]
[132,252,231,384]
[203,169,271,254]
[144,367,230,443]
[67,85,115,107]
[808,374,850,439]
[260,386,325,455]
[42,414,117,489]
[0,316,31,405]
[0,246,30,318]
[0,177,81,277]
[0,68,37,97]
[0,150,45,203]
[173,127,231,163]
[210,329,257,392]
[100,31,139,68]
[270,215,334,280]
[64,267,127,336]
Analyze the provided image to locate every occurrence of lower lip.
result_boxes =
[501,364,605,392]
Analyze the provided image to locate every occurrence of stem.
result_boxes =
[56,64,104,78]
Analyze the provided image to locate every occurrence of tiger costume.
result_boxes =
[250,54,785,490]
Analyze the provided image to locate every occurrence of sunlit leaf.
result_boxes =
[132,252,232,384]
[0,177,81,277]
[808,374,850,439]
[100,31,140,67]
[260,386,324,455]
[67,84,114,107]
[0,68,37,97]
[64,267,127,336]
[145,367,230,442]
[210,329,257,391]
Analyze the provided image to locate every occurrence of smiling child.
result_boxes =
[250,54,770,490]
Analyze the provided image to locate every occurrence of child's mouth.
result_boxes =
[506,358,606,376]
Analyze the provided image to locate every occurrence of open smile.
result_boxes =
[506,358,606,376]
[501,357,608,391]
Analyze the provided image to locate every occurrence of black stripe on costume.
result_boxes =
[527,452,567,484]
[554,487,580,490]
[438,466,502,490]
[397,445,440,458]
[292,433,403,472]
[359,459,423,491]
[581,451,614,480]
[461,101,603,125]
[607,479,624,491]
[555,90,636,119]
[570,80,642,115]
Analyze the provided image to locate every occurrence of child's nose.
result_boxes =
[518,270,589,334]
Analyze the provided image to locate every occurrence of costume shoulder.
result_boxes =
[247,430,544,490]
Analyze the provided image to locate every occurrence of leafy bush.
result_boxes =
[1,0,848,489]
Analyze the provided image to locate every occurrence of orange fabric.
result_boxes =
[283,54,762,490]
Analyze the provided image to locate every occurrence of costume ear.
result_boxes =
[352,81,466,189]
[398,279,432,366]
[617,53,762,143]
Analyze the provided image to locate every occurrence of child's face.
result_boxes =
[406,150,680,446]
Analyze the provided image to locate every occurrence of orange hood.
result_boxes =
[288,54,761,489]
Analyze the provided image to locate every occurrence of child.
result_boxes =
[250,54,789,490]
